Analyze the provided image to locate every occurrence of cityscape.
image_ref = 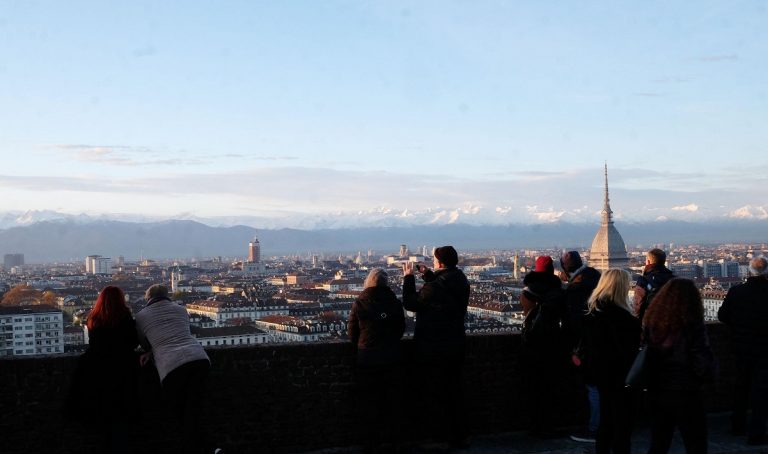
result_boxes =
[1,169,764,357]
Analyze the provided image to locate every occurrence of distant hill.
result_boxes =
[0,219,766,263]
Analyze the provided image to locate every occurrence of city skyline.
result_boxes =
[1,1,767,225]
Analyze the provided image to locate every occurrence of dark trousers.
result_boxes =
[596,384,634,454]
[647,389,707,454]
[415,354,467,444]
[731,358,768,440]
[162,359,211,454]
[522,364,561,435]
[356,364,403,450]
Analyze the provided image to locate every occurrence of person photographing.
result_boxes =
[403,246,471,449]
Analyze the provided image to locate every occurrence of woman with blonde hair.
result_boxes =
[348,268,406,451]
[582,269,641,453]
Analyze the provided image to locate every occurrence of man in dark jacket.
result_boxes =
[718,256,768,445]
[403,245,471,448]
[634,248,675,321]
[560,251,601,443]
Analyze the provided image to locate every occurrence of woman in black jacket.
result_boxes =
[347,268,405,452]
[582,269,641,453]
[72,286,140,453]
[644,278,715,453]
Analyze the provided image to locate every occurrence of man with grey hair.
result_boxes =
[135,284,213,453]
[719,257,768,445]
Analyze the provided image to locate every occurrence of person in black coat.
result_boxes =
[718,256,768,445]
[403,245,471,448]
[560,251,602,442]
[348,268,406,452]
[644,278,715,453]
[519,256,568,438]
[582,269,641,453]
[70,286,140,453]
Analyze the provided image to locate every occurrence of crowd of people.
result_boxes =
[516,250,768,454]
[67,246,768,454]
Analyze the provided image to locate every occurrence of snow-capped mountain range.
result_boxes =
[1,204,767,231]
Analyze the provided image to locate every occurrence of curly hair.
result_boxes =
[642,278,704,346]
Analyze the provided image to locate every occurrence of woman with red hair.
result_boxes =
[79,286,140,452]
[643,278,715,453]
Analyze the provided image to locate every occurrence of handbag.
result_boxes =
[625,345,648,389]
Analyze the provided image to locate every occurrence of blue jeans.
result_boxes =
[588,384,600,432]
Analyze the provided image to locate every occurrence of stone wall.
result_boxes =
[0,324,738,453]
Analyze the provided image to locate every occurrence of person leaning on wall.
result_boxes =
[134,284,217,454]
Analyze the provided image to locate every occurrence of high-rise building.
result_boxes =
[248,237,261,263]
[399,244,408,257]
[588,164,629,272]
[3,253,24,269]
[85,255,112,275]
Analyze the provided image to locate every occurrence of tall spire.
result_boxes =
[601,162,613,225]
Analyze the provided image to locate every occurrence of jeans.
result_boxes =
[588,384,600,433]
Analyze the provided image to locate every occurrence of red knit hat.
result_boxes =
[534,256,554,273]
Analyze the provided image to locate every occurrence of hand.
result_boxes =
[403,262,414,276]
[139,352,153,367]
[571,353,582,367]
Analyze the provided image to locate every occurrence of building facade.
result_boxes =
[0,305,64,357]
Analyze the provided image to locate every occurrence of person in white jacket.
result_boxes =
[136,284,212,453]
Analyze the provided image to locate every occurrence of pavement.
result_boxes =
[305,412,768,453]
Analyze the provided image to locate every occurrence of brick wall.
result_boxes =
[0,324,738,453]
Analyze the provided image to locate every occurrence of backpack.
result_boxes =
[637,271,674,320]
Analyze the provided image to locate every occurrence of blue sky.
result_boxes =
[1,1,766,225]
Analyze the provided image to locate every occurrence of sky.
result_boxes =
[1,0,767,227]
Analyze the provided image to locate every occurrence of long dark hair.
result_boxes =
[87,286,131,330]
[643,278,704,346]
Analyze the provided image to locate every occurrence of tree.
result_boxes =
[0,285,44,306]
